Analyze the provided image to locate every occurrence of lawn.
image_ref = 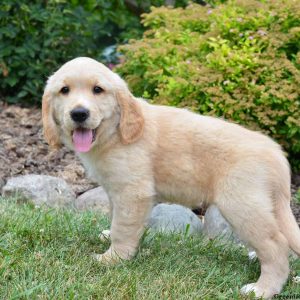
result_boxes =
[0,197,299,299]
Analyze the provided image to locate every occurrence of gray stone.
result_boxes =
[74,186,110,215]
[203,206,259,259]
[203,205,237,241]
[2,174,75,208]
[148,204,203,235]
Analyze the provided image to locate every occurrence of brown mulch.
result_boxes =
[0,101,95,195]
[0,101,299,225]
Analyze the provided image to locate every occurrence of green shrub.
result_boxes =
[0,0,141,105]
[117,0,300,169]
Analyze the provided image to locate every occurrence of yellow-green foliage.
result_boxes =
[117,0,300,168]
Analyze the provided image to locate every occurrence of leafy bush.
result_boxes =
[0,0,141,105]
[117,0,300,169]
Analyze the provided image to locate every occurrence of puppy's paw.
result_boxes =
[241,283,259,296]
[293,276,300,284]
[248,250,257,261]
[99,229,111,242]
[92,249,121,265]
[240,283,276,299]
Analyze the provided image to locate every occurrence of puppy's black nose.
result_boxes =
[70,107,90,123]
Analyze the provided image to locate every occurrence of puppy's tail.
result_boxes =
[276,191,300,256]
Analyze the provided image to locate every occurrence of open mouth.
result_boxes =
[71,127,98,153]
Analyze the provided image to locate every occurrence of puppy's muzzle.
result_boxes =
[70,107,90,123]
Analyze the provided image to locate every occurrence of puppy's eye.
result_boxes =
[60,86,69,94]
[93,86,104,94]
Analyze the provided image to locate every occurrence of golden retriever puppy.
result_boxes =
[42,57,300,299]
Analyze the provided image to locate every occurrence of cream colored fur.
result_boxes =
[42,57,300,299]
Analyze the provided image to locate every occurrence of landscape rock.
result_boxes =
[203,205,238,241]
[148,204,203,235]
[2,174,75,208]
[74,186,110,215]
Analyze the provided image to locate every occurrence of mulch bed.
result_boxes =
[0,101,299,225]
[0,101,95,195]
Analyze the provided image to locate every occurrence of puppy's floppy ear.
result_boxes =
[116,91,144,144]
[42,92,61,149]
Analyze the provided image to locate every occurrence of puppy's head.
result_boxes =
[42,57,144,152]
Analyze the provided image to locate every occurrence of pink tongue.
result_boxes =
[72,128,93,152]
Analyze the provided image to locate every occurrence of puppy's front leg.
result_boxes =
[98,198,113,242]
[95,188,154,264]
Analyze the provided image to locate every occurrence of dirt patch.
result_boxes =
[0,101,299,224]
[0,101,95,195]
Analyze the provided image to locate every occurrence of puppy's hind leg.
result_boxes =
[216,185,289,299]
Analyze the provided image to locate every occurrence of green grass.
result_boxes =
[0,197,299,300]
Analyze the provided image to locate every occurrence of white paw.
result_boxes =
[99,229,111,242]
[248,250,257,260]
[293,276,300,284]
[241,283,259,295]
[240,283,276,299]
